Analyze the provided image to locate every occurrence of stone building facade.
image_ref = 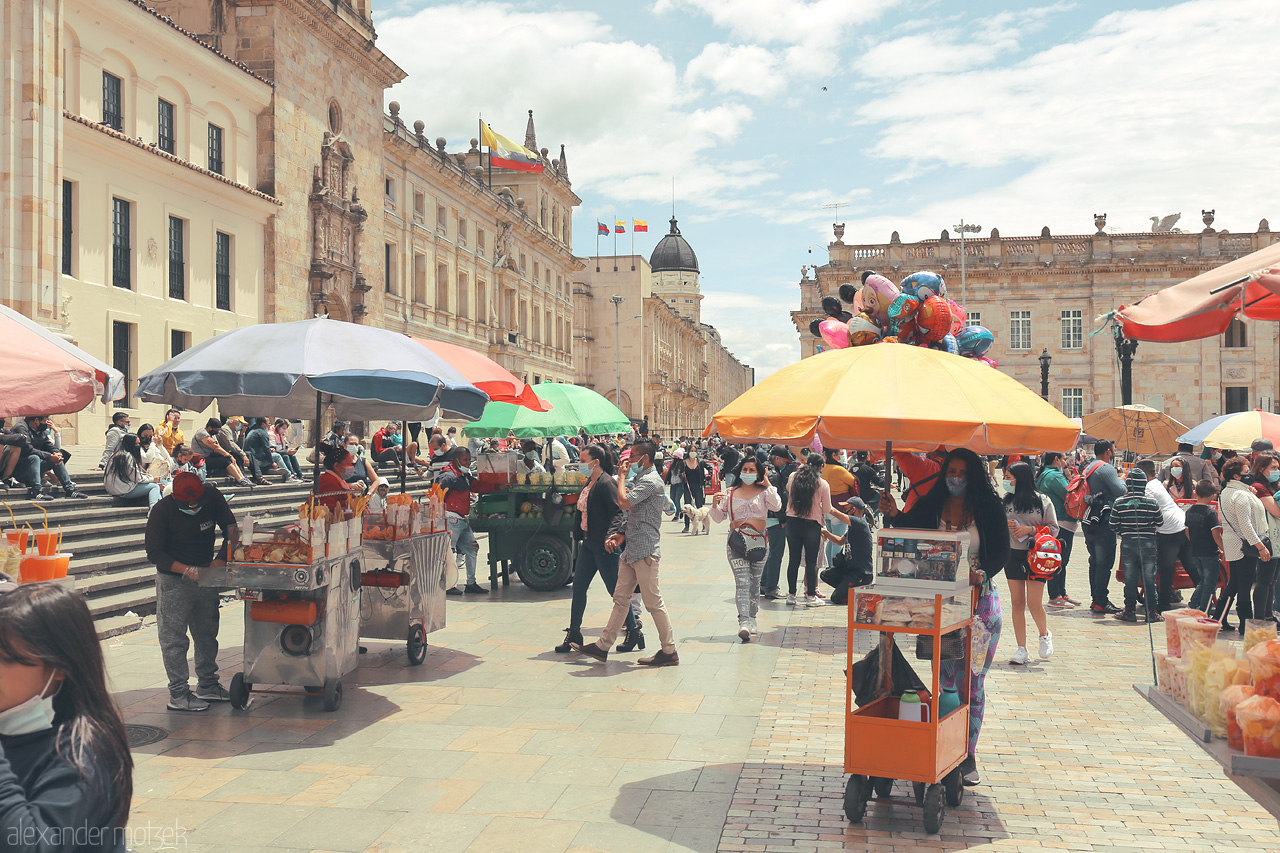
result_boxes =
[574,218,754,437]
[794,215,1280,428]
[380,107,579,385]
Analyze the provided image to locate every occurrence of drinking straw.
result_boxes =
[36,504,48,533]
[2,501,15,531]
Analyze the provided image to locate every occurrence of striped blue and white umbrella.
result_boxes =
[135,317,489,422]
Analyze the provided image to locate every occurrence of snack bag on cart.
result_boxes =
[1235,694,1280,758]
[1246,638,1280,701]
[1222,684,1257,750]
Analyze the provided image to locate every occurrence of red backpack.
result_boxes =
[1028,528,1063,580]
[1064,460,1103,521]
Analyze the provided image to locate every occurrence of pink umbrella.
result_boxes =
[0,305,124,417]
[411,338,551,411]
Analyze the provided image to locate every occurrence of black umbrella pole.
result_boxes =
[400,419,408,495]
[313,391,322,491]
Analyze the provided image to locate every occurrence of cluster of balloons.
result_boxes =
[808,269,998,367]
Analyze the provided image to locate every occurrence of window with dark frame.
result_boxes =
[1224,318,1248,348]
[207,124,224,175]
[1225,386,1250,413]
[385,243,394,294]
[215,231,232,311]
[171,329,189,358]
[61,180,73,276]
[111,321,132,403]
[111,197,131,289]
[102,72,123,130]
[167,216,185,300]
[158,99,175,154]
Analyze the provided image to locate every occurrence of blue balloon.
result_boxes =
[956,325,994,357]
[899,270,946,301]
[942,333,958,355]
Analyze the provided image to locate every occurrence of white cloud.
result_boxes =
[377,3,771,214]
[701,289,801,378]
[656,0,900,49]
[686,43,787,98]
[843,0,1280,242]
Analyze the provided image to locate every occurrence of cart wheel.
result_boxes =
[922,783,945,834]
[912,781,925,806]
[842,775,867,823]
[407,624,428,666]
[229,673,250,710]
[515,534,573,591]
[944,767,964,807]
[871,776,893,798]
[322,678,343,712]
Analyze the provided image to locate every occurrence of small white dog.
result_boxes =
[682,502,712,535]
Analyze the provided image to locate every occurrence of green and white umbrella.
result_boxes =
[462,382,629,438]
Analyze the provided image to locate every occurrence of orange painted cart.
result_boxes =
[843,586,976,833]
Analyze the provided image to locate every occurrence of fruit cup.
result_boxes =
[1163,608,1206,657]
[4,530,29,553]
[1178,618,1222,654]
[1223,685,1257,751]
[1245,619,1278,652]
[1236,694,1280,759]
[1247,638,1280,701]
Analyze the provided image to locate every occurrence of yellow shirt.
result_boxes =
[821,464,858,501]
[157,422,185,454]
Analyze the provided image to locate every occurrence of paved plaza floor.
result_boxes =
[112,523,1280,852]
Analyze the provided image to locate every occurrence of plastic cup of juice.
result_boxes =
[53,553,71,579]
[34,532,58,556]
[5,530,29,553]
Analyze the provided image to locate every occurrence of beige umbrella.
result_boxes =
[1080,404,1189,456]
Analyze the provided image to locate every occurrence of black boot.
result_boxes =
[554,628,583,654]
[617,625,646,652]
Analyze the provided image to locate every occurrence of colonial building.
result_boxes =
[793,214,1280,427]
[380,107,579,385]
[3,0,278,443]
[574,218,754,436]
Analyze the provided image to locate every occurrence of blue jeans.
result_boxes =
[762,523,786,593]
[569,540,637,634]
[1189,555,1222,613]
[669,483,687,517]
[447,515,478,585]
[274,452,302,477]
[18,454,74,494]
[824,515,848,567]
[117,481,162,509]
[1121,535,1159,614]
[1085,523,1117,606]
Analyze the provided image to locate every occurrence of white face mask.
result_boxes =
[0,671,58,736]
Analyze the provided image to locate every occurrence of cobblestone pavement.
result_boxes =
[109,520,1280,852]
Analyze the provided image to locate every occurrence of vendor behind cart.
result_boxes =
[316,444,367,511]
[143,471,236,712]
[440,447,485,595]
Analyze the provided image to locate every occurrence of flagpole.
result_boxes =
[631,220,635,268]
[613,215,618,271]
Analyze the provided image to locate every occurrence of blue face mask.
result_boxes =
[178,504,201,516]
[578,463,593,477]
[0,672,58,736]
[1269,470,1280,484]
[739,472,758,485]
[946,476,968,497]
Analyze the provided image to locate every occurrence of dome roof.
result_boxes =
[649,217,699,273]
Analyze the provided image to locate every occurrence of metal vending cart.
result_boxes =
[359,529,450,664]
[842,529,977,834]
[202,519,365,712]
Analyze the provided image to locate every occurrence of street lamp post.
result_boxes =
[952,220,982,308]
[1039,347,1052,401]
[1112,324,1139,406]
[610,295,624,412]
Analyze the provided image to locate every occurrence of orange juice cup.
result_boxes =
[19,554,58,583]
[34,531,58,556]
[4,530,28,553]
[1178,618,1221,653]
[53,553,71,579]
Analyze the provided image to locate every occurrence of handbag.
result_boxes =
[727,493,768,562]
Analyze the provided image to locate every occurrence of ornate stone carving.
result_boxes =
[832,223,845,244]
[1260,218,1271,233]
[309,135,367,321]
[1226,367,1246,379]
[1094,213,1106,233]
[1202,209,1216,231]
[1150,213,1181,232]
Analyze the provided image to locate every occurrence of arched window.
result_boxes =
[1225,318,1248,348]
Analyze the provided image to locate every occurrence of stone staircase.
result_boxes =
[2,465,434,638]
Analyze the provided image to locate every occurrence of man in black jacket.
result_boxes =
[12,415,86,500]
[144,472,235,711]
[761,445,796,600]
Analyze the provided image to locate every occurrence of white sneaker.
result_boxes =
[1038,633,1054,659]
[1009,646,1030,665]
[804,595,822,607]
[738,620,751,641]
[786,594,796,606]
[748,618,759,635]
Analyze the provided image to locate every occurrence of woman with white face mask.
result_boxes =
[1163,459,1194,501]
[711,458,781,641]
[0,582,133,851]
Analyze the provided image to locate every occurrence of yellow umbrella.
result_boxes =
[1080,404,1188,456]
[711,345,1079,454]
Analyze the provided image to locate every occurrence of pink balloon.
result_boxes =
[977,356,999,368]
[818,317,850,349]
[948,300,966,336]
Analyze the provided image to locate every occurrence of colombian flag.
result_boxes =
[480,122,544,173]
[597,222,609,236]
[615,220,626,233]
[634,220,648,232]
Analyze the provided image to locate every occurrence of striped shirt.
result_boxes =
[1110,492,1162,538]
[621,464,665,563]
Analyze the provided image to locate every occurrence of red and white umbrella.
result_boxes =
[0,305,124,417]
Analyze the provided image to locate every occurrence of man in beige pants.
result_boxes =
[572,439,679,666]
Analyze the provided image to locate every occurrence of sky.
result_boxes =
[375,0,1279,380]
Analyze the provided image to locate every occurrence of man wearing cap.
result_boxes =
[439,447,485,595]
[825,497,873,605]
[761,445,797,599]
[144,472,236,712]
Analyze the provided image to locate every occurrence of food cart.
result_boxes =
[469,456,586,590]
[203,510,366,712]
[358,492,450,663]
[842,530,975,834]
